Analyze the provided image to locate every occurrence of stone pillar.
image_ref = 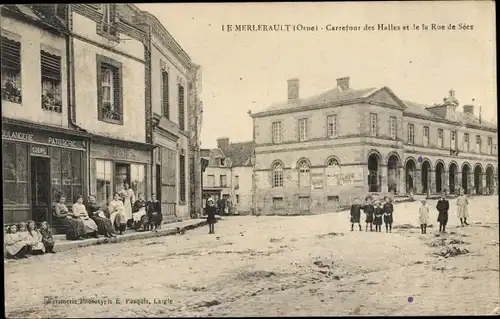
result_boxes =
[443,170,449,194]
[414,169,421,194]
[456,171,462,194]
[399,166,405,195]
[429,169,436,194]
[481,174,487,194]
[495,174,498,195]
[381,165,388,193]
[469,173,475,195]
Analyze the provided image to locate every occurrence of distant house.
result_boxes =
[201,138,255,214]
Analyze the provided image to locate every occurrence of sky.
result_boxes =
[137,2,497,149]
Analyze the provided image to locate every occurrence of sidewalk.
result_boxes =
[52,216,221,253]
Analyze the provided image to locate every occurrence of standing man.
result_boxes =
[382,196,394,233]
[436,192,450,233]
[456,188,470,226]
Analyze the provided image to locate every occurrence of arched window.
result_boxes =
[298,159,310,188]
[325,157,340,187]
[272,162,284,188]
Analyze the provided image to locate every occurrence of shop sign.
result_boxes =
[31,145,49,156]
[2,129,85,150]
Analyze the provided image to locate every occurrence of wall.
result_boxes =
[176,135,190,218]
[1,16,68,128]
[203,166,232,195]
[232,166,253,214]
[72,12,146,143]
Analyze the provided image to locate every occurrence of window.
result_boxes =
[451,131,457,150]
[325,157,340,187]
[272,121,282,143]
[41,50,62,113]
[234,175,240,188]
[236,194,240,203]
[162,70,170,119]
[51,149,83,203]
[463,133,470,152]
[207,175,215,187]
[437,129,444,148]
[298,159,310,188]
[370,113,378,136]
[178,84,185,131]
[488,137,493,155]
[327,115,337,138]
[97,56,122,123]
[273,196,284,209]
[1,36,22,103]
[130,164,146,198]
[407,124,415,144]
[389,116,397,140]
[476,135,481,153]
[220,175,227,187]
[219,158,225,167]
[423,126,430,147]
[272,162,284,188]
[179,154,186,203]
[95,160,113,204]
[299,118,308,141]
[101,4,117,36]
[2,142,28,205]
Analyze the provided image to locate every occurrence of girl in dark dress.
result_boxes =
[373,201,384,232]
[39,221,56,253]
[436,192,449,233]
[350,199,362,231]
[206,198,217,234]
[382,196,394,233]
[362,196,375,232]
[86,195,115,238]
[146,194,162,232]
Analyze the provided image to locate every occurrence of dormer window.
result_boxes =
[219,159,225,167]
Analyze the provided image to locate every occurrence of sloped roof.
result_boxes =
[3,5,67,31]
[260,86,378,113]
[226,141,255,166]
[456,111,497,130]
[402,100,445,121]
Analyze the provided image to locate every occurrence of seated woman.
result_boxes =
[39,221,56,253]
[86,195,115,238]
[26,220,45,255]
[5,224,29,259]
[72,195,99,238]
[53,196,85,240]
[132,193,148,231]
[108,192,127,235]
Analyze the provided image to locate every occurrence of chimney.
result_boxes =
[336,77,350,91]
[217,137,229,155]
[287,78,299,100]
[463,105,474,115]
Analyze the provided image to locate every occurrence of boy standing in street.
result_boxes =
[350,198,362,231]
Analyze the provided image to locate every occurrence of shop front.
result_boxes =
[2,122,89,226]
[89,137,153,205]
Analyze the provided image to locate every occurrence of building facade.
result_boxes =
[250,77,498,215]
[1,5,91,225]
[202,138,255,214]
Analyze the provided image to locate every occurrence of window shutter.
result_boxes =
[41,51,61,81]
[178,85,185,131]
[90,159,97,195]
[112,66,121,114]
[1,37,21,71]
[162,71,170,118]
[97,63,104,119]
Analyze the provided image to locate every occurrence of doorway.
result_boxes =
[31,156,51,224]
[156,164,162,202]
[115,162,131,192]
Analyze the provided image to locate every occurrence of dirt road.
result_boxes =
[4,196,499,317]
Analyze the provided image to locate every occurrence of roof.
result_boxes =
[456,111,497,130]
[260,86,378,113]
[226,141,255,166]
[402,100,446,121]
[2,5,67,32]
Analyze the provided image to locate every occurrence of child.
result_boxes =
[206,198,217,234]
[418,200,430,234]
[5,225,29,259]
[39,221,56,253]
[373,201,384,233]
[436,192,449,233]
[349,199,362,231]
[362,196,375,232]
[146,194,162,232]
[26,220,45,255]
[382,196,394,233]
[17,222,32,253]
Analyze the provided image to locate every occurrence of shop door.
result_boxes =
[31,156,51,224]
[115,163,131,192]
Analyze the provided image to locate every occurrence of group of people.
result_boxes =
[5,221,55,259]
[349,189,471,235]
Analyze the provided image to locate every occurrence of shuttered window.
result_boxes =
[162,71,170,119]
[41,51,61,81]
[97,56,123,123]
[1,36,22,103]
[178,84,185,131]
[41,50,62,113]
[179,154,186,203]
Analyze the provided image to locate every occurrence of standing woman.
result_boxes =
[109,192,127,235]
[53,196,85,240]
[362,196,375,232]
[206,198,217,234]
[382,196,394,233]
[373,201,384,233]
[349,198,362,231]
[456,189,470,226]
[122,183,135,228]
[436,192,450,233]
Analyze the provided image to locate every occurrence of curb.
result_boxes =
[53,216,221,253]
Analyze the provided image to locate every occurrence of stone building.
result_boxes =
[1,5,91,225]
[249,77,498,215]
[201,138,255,214]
